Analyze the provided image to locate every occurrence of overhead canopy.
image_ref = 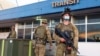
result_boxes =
[0,23,15,27]
[0,0,100,20]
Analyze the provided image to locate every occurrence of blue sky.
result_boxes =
[6,0,46,6]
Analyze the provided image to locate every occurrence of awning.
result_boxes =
[0,22,15,28]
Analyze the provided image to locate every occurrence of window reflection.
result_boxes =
[51,19,60,28]
[50,19,60,40]
[76,25,85,42]
[74,16,85,42]
[25,28,31,39]
[18,29,24,39]
[74,16,85,24]
[88,14,100,23]
[18,23,24,29]
[87,24,100,42]
[26,22,32,28]
[33,20,40,27]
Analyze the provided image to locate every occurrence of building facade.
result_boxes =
[0,0,100,42]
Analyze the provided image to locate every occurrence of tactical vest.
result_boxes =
[56,23,74,39]
[34,25,47,44]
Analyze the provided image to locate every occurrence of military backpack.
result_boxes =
[34,25,47,40]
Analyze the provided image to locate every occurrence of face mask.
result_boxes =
[63,16,70,20]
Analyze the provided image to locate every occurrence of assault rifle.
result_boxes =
[55,28,80,54]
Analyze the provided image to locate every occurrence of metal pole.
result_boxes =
[23,23,26,39]
[0,3,3,10]
[28,41,32,56]
[15,0,19,6]
[1,40,5,56]
[31,22,33,40]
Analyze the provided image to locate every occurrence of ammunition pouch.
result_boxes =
[35,37,46,45]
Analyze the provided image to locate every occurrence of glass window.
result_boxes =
[47,19,50,26]
[76,25,85,42]
[18,23,24,39]
[51,19,60,28]
[0,27,10,32]
[33,20,40,27]
[74,16,85,24]
[73,16,85,42]
[18,23,24,29]
[18,22,32,39]
[18,29,24,39]
[88,14,100,23]
[25,28,31,39]
[50,19,60,36]
[48,19,60,40]
[26,22,32,28]
[87,24,100,42]
[32,28,36,39]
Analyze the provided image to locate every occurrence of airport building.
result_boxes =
[0,0,100,42]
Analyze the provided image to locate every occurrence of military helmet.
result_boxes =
[61,8,71,21]
[62,8,71,16]
[42,19,48,24]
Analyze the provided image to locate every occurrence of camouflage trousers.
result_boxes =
[56,43,77,56]
[34,44,45,56]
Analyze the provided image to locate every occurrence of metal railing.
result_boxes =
[0,39,34,56]
[0,39,56,56]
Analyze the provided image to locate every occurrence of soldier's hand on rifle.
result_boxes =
[60,38,66,42]
[67,47,72,50]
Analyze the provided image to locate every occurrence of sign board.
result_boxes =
[52,0,79,7]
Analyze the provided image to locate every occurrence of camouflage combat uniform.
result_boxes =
[34,19,52,56]
[54,22,79,56]
[8,26,16,39]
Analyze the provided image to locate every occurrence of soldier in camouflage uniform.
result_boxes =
[34,19,52,56]
[7,26,16,39]
[53,8,79,56]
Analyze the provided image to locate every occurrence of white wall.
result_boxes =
[0,32,10,39]
[46,42,100,56]
[78,42,100,56]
